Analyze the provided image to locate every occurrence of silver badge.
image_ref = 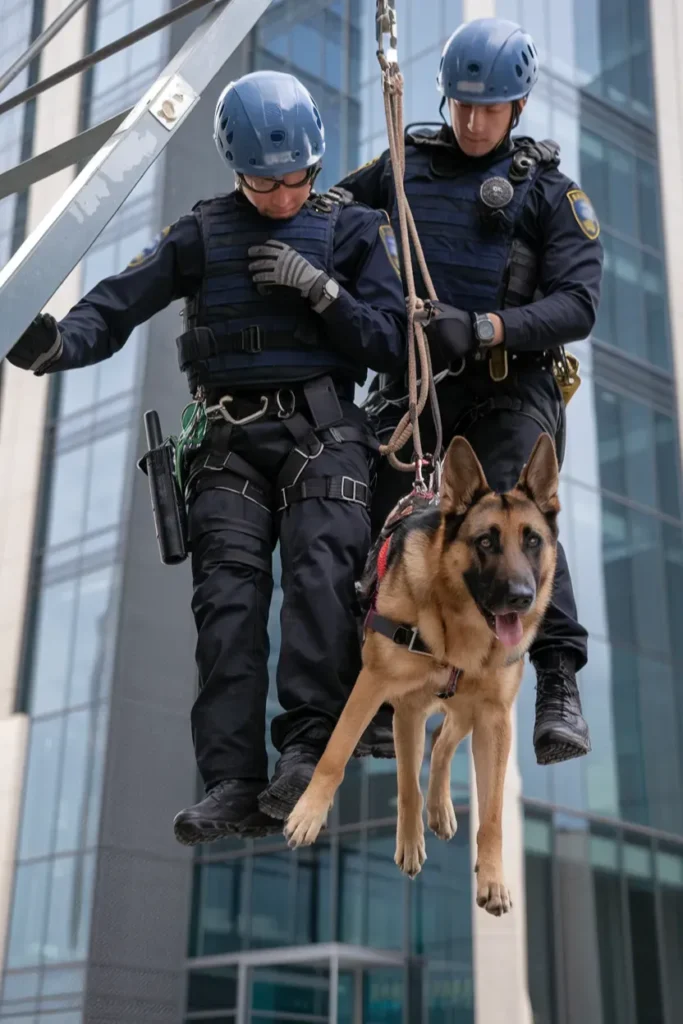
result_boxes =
[480,176,514,210]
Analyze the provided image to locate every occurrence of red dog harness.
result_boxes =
[364,531,461,700]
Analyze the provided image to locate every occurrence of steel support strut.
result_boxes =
[0,0,273,359]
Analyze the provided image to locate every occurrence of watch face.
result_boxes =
[326,279,340,299]
[476,316,496,342]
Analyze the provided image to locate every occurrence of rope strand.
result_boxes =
[375,42,443,482]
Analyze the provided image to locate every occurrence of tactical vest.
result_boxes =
[392,134,557,313]
[177,191,361,393]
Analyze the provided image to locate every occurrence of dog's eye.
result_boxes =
[477,535,493,550]
[527,533,541,549]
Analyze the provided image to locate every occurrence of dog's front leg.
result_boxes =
[285,668,388,848]
[393,700,428,878]
[471,702,513,916]
[427,706,471,841]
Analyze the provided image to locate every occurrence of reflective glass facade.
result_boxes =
[0,0,170,1019]
[2,0,683,1021]
[498,0,683,1020]
[0,0,39,267]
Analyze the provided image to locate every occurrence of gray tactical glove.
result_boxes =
[248,240,339,313]
[6,313,63,375]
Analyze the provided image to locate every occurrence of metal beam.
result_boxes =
[0,0,219,119]
[0,0,91,96]
[0,0,272,359]
[0,110,132,201]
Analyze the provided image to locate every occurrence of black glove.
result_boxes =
[6,313,63,375]
[414,301,476,371]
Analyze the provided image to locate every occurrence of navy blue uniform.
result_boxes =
[49,198,406,381]
[43,189,407,792]
[339,127,604,672]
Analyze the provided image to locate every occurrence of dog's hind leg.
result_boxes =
[471,702,513,916]
[285,668,388,848]
[427,706,472,841]
[393,700,428,878]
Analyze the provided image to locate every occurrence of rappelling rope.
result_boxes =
[375,0,443,483]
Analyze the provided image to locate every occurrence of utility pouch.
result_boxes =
[304,375,343,428]
[137,410,188,566]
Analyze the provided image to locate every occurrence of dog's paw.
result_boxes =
[284,795,328,849]
[475,870,512,916]
[394,833,427,878]
[427,797,457,840]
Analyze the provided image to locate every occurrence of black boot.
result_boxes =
[173,779,265,846]
[532,651,591,766]
[258,744,320,821]
[354,704,396,759]
[237,809,285,839]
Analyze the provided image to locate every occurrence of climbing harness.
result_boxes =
[375,0,443,492]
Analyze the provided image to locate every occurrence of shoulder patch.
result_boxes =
[379,223,401,278]
[567,190,600,240]
[128,225,171,267]
[347,155,380,178]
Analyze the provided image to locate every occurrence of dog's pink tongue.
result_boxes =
[495,613,523,648]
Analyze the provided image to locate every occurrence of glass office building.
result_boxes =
[1,0,682,1022]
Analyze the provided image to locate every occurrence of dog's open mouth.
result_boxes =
[494,612,523,648]
[478,604,524,648]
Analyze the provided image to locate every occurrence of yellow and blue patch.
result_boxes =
[128,225,171,267]
[379,223,401,278]
[346,154,380,179]
[567,190,600,240]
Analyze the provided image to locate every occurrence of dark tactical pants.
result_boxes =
[187,395,375,791]
[369,363,588,668]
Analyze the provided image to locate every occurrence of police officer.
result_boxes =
[6,71,407,841]
[339,19,603,766]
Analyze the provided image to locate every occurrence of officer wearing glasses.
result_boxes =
[7,70,407,843]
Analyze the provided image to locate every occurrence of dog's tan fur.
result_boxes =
[285,433,560,915]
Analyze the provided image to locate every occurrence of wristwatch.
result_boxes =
[472,312,497,349]
[310,275,340,313]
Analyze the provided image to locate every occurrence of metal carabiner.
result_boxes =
[376,0,398,63]
[208,395,269,426]
[276,388,296,419]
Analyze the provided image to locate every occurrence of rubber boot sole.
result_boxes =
[534,729,592,767]
[173,815,240,847]
[258,766,316,822]
[237,810,285,839]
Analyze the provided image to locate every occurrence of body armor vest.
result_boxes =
[392,134,553,313]
[177,191,360,393]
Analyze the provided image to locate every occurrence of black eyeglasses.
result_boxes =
[239,165,318,194]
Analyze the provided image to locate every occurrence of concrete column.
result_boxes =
[649,0,683,435]
[470,705,534,1024]
[0,715,29,973]
[463,0,496,21]
[0,0,88,974]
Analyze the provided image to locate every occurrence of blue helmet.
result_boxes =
[438,18,539,104]
[214,70,325,176]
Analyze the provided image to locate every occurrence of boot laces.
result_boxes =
[536,668,579,717]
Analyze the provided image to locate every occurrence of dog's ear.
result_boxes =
[516,434,560,515]
[440,436,490,514]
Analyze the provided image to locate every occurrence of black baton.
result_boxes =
[138,410,188,565]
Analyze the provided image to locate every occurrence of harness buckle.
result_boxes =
[406,627,431,656]
[241,326,263,353]
[340,476,368,505]
[488,347,509,382]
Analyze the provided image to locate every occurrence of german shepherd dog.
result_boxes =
[284,433,560,916]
